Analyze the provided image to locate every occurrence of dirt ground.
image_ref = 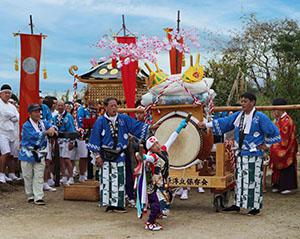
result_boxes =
[0,171,299,239]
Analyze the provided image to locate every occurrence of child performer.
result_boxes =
[136,117,188,231]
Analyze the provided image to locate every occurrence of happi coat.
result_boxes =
[211,108,281,209]
[88,113,149,207]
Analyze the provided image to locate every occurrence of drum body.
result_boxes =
[154,111,213,169]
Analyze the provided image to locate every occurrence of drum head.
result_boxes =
[155,116,202,168]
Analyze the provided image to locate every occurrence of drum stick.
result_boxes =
[185,113,192,124]
[138,143,144,160]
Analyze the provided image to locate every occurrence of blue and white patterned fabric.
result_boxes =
[41,104,53,123]
[53,111,76,133]
[76,105,90,128]
[88,114,149,163]
[19,119,53,163]
[212,111,281,156]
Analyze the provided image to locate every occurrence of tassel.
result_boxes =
[43,68,47,79]
[14,58,19,71]
[112,58,117,68]
[182,54,186,67]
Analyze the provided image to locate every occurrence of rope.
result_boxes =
[144,77,203,123]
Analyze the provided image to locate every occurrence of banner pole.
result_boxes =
[122,14,126,36]
[176,10,180,73]
[29,15,34,34]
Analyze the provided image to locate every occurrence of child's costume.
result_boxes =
[135,119,187,230]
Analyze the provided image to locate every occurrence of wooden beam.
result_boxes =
[117,104,300,113]
[215,143,225,177]
[214,104,300,112]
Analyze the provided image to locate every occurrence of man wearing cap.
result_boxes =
[19,104,57,205]
[0,84,19,183]
[88,97,150,213]
[198,92,281,215]
[270,98,298,194]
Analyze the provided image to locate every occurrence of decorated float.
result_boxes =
[68,13,236,211]
[68,14,300,211]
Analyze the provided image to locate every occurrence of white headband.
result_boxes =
[0,89,12,94]
[146,136,158,150]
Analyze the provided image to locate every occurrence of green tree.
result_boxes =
[224,15,299,98]
[206,16,300,136]
[273,30,300,136]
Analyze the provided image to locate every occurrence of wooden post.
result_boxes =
[215,143,225,177]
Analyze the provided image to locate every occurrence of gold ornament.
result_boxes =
[43,68,47,79]
[14,58,19,71]
[182,54,186,67]
[182,53,204,83]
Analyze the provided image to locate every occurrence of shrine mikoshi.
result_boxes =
[69,14,300,212]
[118,50,232,211]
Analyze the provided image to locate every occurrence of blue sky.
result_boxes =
[0,0,299,95]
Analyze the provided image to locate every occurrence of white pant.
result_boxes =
[46,139,52,160]
[71,139,88,160]
[59,141,73,159]
[0,135,18,156]
[21,159,45,201]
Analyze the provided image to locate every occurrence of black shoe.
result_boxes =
[27,198,34,203]
[222,205,240,212]
[34,199,46,205]
[113,207,127,213]
[105,206,114,212]
[247,209,260,216]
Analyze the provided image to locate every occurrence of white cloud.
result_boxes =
[1,0,299,93]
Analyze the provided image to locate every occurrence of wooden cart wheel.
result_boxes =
[222,191,230,207]
[213,191,231,212]
[213,195,223,212]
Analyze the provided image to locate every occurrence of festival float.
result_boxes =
[68,13,236,211]
[68,13,300,210]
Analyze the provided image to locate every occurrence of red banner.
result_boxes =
[19,34,42,131]
[116,36,138,117]
[166,28,183,74]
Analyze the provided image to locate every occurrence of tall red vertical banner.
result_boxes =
[19,34,42,131]
[115,36,137,117]
[165,28,183,74]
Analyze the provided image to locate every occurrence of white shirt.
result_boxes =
[206,107,256,135]
[104,113,118,126]
[52,110,58,118]
[29,118,45,133]
[233,107,256,134]
[0,98,19,141]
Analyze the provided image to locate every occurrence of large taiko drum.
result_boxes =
[155,111,213,169]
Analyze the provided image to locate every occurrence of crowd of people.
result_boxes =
[0,84,298,231]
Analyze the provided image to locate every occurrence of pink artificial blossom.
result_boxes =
[92,27,201,67]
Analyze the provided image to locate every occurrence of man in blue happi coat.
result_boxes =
[53,100,76,185]
[198,92,281,215]
[88,97,150,213]
[19,104,57,205]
